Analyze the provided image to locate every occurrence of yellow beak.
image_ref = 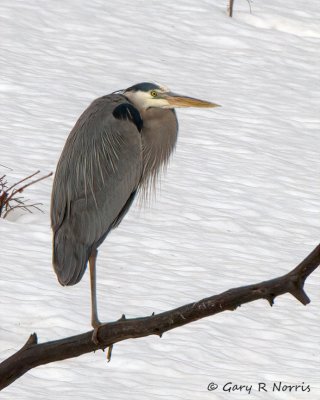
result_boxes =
[164,92,220,108]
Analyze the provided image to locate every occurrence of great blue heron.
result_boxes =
[51,82,219,341]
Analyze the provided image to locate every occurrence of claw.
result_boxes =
[107,344,113,362]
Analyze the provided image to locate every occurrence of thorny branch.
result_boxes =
[0,243,319,390]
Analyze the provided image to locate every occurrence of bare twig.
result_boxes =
[0,243,319,390]
[6,170,41,192]
[3,203,43,219]
[0,164,12,171]
[0,171,52,218]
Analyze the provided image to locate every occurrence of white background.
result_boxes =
[1,0,319,398]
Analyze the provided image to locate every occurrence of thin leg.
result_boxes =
[89,250,101,342]
[89,250,114,356]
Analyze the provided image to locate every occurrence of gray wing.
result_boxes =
[51,94,142,286]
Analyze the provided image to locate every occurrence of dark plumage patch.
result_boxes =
[125,82,161,93]
[113,103,143,132]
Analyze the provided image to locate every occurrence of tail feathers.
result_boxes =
[53,230,89,286]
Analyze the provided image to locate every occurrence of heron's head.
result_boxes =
[122,82,220,111]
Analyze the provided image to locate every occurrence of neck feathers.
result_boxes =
[138,108,178,199]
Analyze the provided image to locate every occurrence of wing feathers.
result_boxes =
[51,95,142,285]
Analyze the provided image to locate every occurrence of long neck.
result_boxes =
[139,107,178,195]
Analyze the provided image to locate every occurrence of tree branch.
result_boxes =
[1,243,319,390]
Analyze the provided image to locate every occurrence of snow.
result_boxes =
[1,0,319,398]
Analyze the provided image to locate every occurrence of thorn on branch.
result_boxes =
[21,333,38,351]
[291,290,310,305]
[266,296,275,307]
[107,345,114,362]
[286,275,311,305]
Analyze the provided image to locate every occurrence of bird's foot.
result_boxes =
[91,322,114,361]
[91,317,105,345]
[92,324,102,345]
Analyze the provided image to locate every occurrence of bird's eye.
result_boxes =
[150,90,158,97]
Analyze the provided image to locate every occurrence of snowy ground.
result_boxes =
[1,0,320,398]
